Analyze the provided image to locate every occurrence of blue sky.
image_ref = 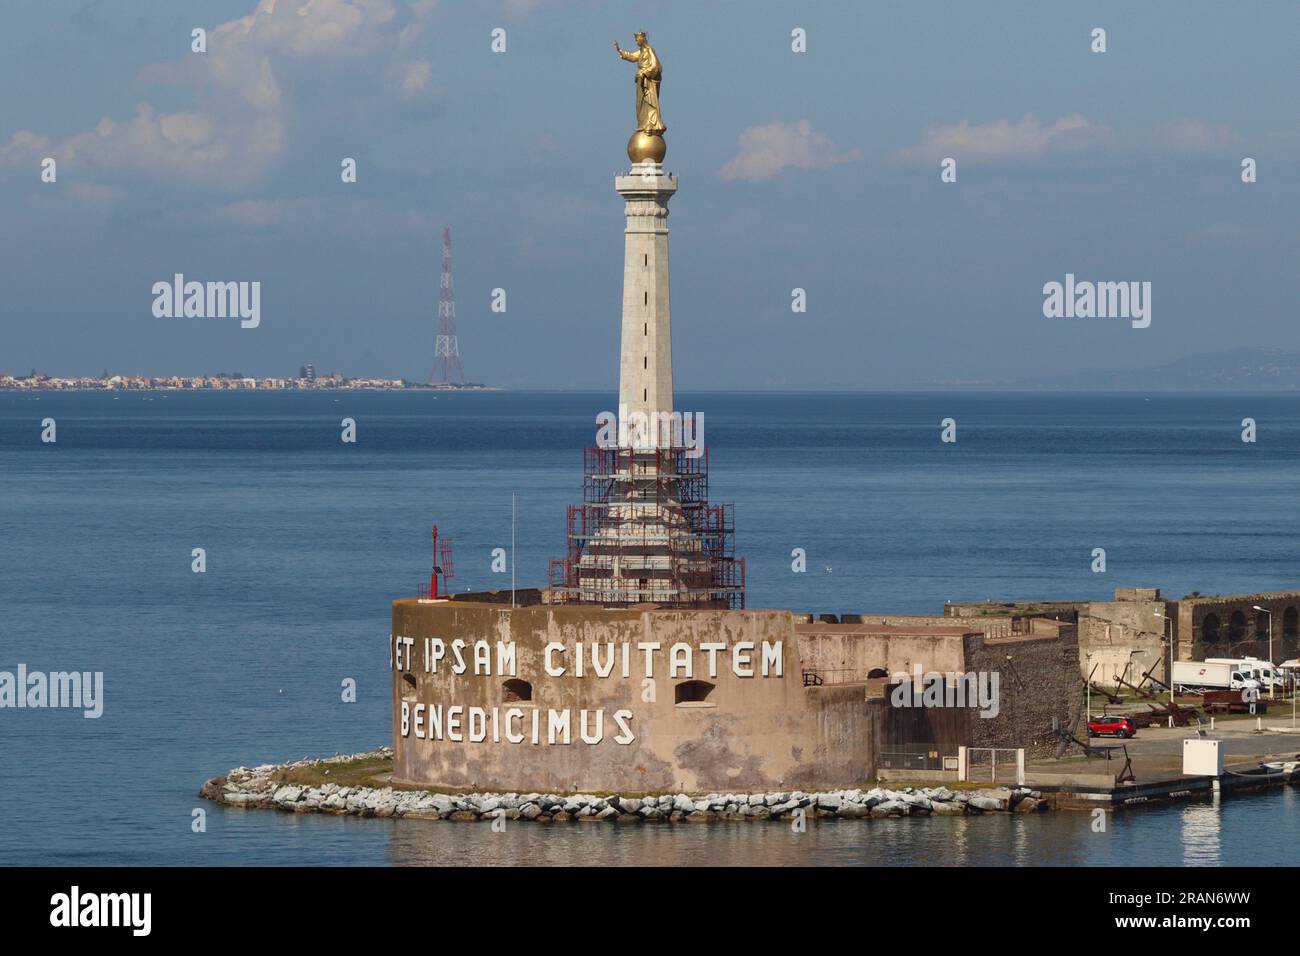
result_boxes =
[1,0,1296,387]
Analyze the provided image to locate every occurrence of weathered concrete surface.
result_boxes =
[795,622,973,683]
[390,602,877,793]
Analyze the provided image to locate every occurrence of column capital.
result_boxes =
[615,162,677,197]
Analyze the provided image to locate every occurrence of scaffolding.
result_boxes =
[549,445,745,609]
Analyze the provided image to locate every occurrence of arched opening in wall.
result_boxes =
[675,680,715,704]
[1284,607,1298,640]
[401,673,417,700]
[867,668,889,679]
[1255,609,1271,641]
[1228,611,1247,644]
[1201,614,1221,646]
[502,679,532,703]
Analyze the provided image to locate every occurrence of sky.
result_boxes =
[0,0,1296,388]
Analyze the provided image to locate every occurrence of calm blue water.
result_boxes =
[3,389,1300,865]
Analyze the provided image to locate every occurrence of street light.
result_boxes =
[1154,611,1174,707]
[1251,605,1275,699]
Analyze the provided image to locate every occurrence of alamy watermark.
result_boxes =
[0,665,103,718]
[595,405,704,458]
[152,274,261,329]
[1042,273,1150,329]
[50,886,150,936]
[889,665,1000,718]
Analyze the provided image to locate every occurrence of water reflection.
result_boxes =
[1181,802,1221,867]
[385,814,1070,867]
[379,788,1300,867]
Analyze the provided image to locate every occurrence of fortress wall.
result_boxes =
[1077,597,1168,685]
[391,601,874,793]
[793,624,972,684]
[965,631,1082,758]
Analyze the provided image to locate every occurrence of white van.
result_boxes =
[1207,657,1284,691]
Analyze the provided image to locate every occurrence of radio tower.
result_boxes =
[431,227,464,386]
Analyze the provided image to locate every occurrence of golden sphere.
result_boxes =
[627,131,666,164]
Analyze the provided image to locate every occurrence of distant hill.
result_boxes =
[1017,347,1300,390]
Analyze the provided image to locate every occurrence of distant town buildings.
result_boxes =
[0,370,486,391]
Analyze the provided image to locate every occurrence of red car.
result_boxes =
[1088,715,1137,739]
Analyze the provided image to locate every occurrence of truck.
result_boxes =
[1171,660,1260,695]
[1206,657,1285,692]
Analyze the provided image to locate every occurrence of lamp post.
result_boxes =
[1155,610,1174,707]
[1251,605,1275,699]
[1085,652,1092,728]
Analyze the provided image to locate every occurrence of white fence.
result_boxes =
[957,746,1025,785]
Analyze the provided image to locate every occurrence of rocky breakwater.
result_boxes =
[199,748,1050,822]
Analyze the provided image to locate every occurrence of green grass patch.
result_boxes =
[271,754,394,789]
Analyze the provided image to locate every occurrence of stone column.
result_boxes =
[615,160,677,440]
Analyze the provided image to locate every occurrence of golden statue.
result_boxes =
[614,32,666,163]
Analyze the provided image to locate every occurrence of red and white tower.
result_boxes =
[431,227,464,386]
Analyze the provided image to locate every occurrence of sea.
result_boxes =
[2,389,1300,866]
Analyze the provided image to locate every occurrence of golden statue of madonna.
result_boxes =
[614,31,667,163]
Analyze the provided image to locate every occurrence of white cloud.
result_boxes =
[719,120,861,182]
[899,114,1111,164]
[0,130,52,166]
[1154,118,1239,155]
[390,59,435,98]
[899,114,1250,165]
[0,0,436,190]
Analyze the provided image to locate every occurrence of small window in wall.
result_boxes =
[401,673,417,699]
[867,668,889,679]
[644,323,647,336]
[644,356,647,369]
[643,388,647,401]
[503,678,532,703]
[644,253,648,266]
[676,680,715,704]
[644,290,648,305]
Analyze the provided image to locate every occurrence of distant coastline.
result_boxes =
[0,373,498,392]
[925,347,1300,392]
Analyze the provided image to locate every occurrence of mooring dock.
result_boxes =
[1021,717,1300,808]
